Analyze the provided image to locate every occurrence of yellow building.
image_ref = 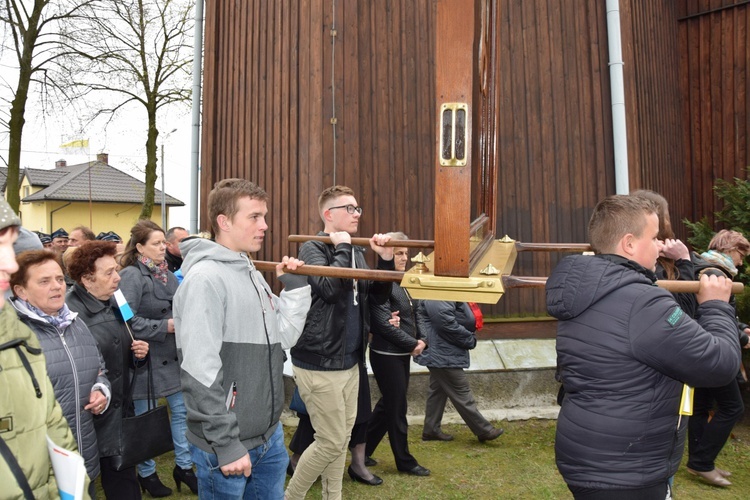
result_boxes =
[2,153,183,239]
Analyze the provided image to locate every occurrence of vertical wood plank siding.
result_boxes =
[200,0,614,319]
[490,0,614,317]
[201,0,437,261]
[200,1,748,324]
[678,0,750,225]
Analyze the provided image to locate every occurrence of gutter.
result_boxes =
[606,0,629,194]
[49,202,72,232]
[189,0,205,234]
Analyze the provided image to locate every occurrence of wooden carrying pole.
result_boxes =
[251,260,743,294]
[288,234,592,253]
[287,235,435,249]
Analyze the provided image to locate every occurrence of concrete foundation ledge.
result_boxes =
[280,405,560,428]
[282,338,561,423]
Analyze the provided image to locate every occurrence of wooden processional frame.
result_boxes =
[267,1,725,303]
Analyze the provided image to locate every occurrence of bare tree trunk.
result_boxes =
[6,78,29,213]
[139,103,159,220]
[4,2,44,213]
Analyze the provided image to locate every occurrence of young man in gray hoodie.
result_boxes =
[174,178,312,499]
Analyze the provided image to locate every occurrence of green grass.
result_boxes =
[100,418,750,499]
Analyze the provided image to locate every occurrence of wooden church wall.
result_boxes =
[677,0,750,230]
[200,0,437,265]
[200,1,748,330]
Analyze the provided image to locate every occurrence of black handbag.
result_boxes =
[111,357,174,471]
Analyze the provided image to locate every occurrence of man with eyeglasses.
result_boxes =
[286,185,394,500]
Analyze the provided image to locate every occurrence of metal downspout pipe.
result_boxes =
[189,0,205,234]
[606,0,629,194]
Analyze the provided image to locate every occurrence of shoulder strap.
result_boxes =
[123,355,157,410]
[0,434,35,500]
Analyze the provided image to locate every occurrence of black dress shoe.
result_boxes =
[478,427,504,442]
[347,465,383,486]
[138,472,173,498]
[422,431,454,441]
[173,466,198,494]
[400,465,431,476]
[365,456,377,467]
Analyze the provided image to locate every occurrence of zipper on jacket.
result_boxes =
[59,328,84,455]
[249,269,276,431]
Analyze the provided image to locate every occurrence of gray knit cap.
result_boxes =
[14,227,43,254]
[0,199,21,231]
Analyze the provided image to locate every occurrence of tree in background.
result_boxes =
[0,0,97,212]
[684,169,750,320]
[63,0,194,220]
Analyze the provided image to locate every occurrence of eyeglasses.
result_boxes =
[328,204,363,215]
[730,249,747,260]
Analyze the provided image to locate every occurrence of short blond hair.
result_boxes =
[318,185,355,216]
[588,195,657,254]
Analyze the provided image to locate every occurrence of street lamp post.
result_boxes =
[161,128,178,229]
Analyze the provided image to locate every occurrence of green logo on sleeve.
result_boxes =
[667,306,684,326]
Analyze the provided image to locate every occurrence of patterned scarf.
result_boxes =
[22,299,75,331]
[139,255,169,284]
[700,250,738,277]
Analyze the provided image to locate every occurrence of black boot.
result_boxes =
[138,472,173,498]
[173,466,199,494]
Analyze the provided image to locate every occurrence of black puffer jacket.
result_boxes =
[415,301,476,369]
[291,234,393,369]
[547,254,741,490]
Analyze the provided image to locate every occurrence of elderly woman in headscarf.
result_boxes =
[686,229,750,487]
[66,240,150,499]
[10,249,110,495]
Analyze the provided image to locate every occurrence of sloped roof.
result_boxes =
[22,161,184,206]
[1,166,66,193]
[23,168,67,187]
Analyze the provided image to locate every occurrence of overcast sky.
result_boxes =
[0,2,197,230]
[1,92,196,230]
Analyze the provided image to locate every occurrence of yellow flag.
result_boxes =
[60,139,90,149]
[679,384,694,416]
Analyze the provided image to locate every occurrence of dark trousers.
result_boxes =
[100,456,142,500]
[365,352,419,471]
[687,379,744,471]
[423,367,494,437]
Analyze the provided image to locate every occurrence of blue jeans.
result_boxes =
[134,391,192,476]
[189,422,287,500]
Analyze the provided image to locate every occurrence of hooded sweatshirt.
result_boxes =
[173,237,311,467]
[547,254,740,490]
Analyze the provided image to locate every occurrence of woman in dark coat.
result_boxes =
[416,301,503,442]
[118,220,196,496]
[365,232,430,476]
[66,241,149,499]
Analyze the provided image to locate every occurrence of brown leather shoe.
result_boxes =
[687,467,732,487]
[478,427,504,442]
[422,431,454,441]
